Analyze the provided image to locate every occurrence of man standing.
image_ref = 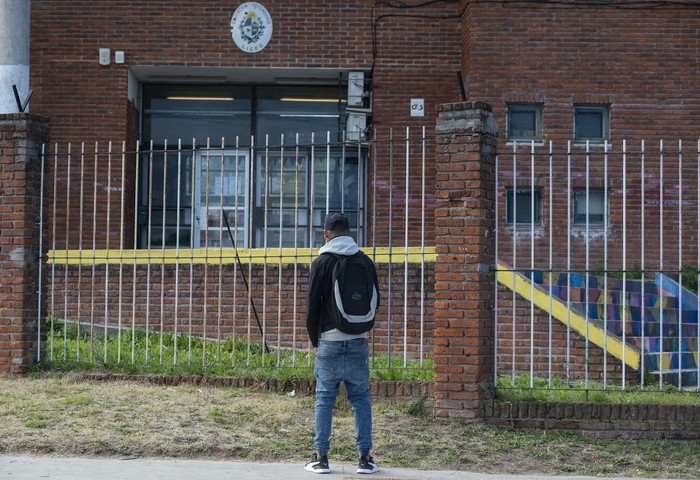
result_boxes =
[304,212,379,475]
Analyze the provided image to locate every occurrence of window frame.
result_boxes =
[573,188,607,226]
[506,104,543,143]
[505,188,542,226]
[574,105,609,144]
[139,82,368,249]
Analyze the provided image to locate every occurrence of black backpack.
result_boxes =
[326,252,378,334]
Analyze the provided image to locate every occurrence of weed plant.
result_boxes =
[42,319,433,382]
[496,374,700,404]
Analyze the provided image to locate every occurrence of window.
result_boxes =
[574,106,609,143]
[507,104,542,142]
[140,83,366,249]
[505,188,542,225]
[573,189,606,225]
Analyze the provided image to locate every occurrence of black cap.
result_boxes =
[323,212,350,231]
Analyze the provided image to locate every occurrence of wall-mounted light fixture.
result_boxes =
[166,96,235,101]
[279,97,345,103]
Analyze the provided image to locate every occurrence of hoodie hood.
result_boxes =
[318,235,360,256]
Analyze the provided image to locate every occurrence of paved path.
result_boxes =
[0,455,664,480]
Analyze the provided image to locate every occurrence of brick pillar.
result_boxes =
[0,113,50,374]
[433,102,497,419]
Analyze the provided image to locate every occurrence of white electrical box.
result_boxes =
[347,71,365,107]
[115,51,125,64]
[99,48,111,66]
[346,113,367,142]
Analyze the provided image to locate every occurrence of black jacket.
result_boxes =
[305,236,379,347]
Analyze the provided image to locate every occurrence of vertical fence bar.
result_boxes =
[277,135,285,366]
[117,141,126,363]
[262,135,270,367]
[677,139,683,388]
[371,130,377,368]
[248,136,256,366]
[697,139,700,391]
[658,140,664,390]
[622,140,627,389]
[325,131,330,215]
[660,140,665,389]
[62,144,71,361]
[510,141,516,386]
[307,133,315,366]
[50,143,58,361]
[584,141,591,389]
[131,141,140,364]
[217,140,226,364]
[404,127,410,367]
[145,141,154,363]
[203,139,211,366]
[529,141,535,387]
[566,140,572,386]
[309,131,315,255]
[640,140,646,389]
[37,143,46,361]
[232,137,240,365]
[603,141,609,388]
[356,139,362,241]
[420,126,426,367]
[188,139,197,365]
[173,139,182,365]
[341,134,346,214]
[548,141,553,387]
[494,152,499,385]
[90,143,99,362]
[159,141,168,364]
[292,134,300,366]
[388,128,394,368]
[76,143,85,362]
[103,141,112,364]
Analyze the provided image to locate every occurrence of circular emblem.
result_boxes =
[230,3,273,53]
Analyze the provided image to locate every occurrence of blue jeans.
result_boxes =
[313,339,372,457]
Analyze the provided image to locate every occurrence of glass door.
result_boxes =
[194,150,250,248]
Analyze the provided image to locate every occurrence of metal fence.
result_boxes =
[39,129,436,375]
[496,140,700,392]
[39,132,700,391]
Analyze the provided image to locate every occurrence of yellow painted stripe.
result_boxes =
[496,263,641,370]
[47,247,438,266]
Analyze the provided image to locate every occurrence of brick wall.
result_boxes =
[44,260,435,359]
[0,114,50,373]
[30,1,463,249]
[31,1,700,257]
[486,401,700,441]
[464,1,700,272]
[464,2,700,143]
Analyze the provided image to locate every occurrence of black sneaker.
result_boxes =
[304,453,330,474]
[357,455,378,474]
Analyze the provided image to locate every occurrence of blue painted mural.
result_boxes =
[526,271,699,388]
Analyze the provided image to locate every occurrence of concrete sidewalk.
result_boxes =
[0,456,662,480]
